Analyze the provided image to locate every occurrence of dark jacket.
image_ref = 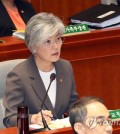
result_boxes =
[3,55,79,127]
[0,0,36,37]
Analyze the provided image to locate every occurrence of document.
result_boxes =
[70,4,120,28]
[12,30,25,40]
[29,117,71,130]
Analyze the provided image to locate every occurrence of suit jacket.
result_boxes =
[0,0,36,37]
[3,55,79,127]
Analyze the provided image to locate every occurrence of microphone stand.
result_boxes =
[29,73,56,133]
[29,110,50,133]
[40,110,51,130]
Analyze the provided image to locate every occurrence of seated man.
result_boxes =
[69,96,113,134]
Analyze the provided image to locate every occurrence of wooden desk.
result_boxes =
[0,127,73,134]
[1,27,120,61]
[0,36,30,61]
[0,126,120,134]
[1,27,120,109]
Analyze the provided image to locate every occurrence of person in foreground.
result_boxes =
[3,12,79,127]
[69,96,113,134]
[0,0,36,37]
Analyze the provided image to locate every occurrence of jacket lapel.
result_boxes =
[54,61,65,114]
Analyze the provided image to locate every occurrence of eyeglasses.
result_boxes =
[42,36,65,48]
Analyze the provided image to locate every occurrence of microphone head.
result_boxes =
[50,73,56,81]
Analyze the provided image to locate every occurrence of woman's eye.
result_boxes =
[47,40,51,43]
[45,40,51,45]
[57,37,61,40]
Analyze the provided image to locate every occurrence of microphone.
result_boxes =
[29,73,56,133]
[40,73,56,110]
[40,73,56,130]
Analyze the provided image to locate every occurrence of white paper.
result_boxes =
[29,117,71,130]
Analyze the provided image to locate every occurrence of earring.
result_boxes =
[33,50,36,55]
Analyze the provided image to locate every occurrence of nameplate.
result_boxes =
[109,109,120,120]
[64,24,89,36]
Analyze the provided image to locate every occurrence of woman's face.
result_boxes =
[34,33,63,64]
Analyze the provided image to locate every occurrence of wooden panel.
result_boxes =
[60,28,120,110]
[30,0,42,13]
[71,56,120,110]
[30,0,100,24]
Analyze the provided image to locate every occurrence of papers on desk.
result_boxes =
[70,4,120,28]
[12,30,25,40]
[29,117,71,130]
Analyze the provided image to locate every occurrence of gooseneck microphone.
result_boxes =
[40,73,56,131]
[29,73,56,133]
[40,73,56,110]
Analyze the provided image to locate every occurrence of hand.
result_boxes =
[31,110,53,126]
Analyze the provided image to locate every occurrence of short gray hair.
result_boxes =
[25,12,65,53]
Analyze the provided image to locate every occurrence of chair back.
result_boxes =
[0,59,25,128]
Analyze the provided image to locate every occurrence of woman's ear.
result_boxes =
[74,122,86,134]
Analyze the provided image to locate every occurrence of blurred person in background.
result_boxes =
[0,0,36,37]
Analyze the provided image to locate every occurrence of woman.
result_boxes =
[0,0,36,37]
[3,12,79,127]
